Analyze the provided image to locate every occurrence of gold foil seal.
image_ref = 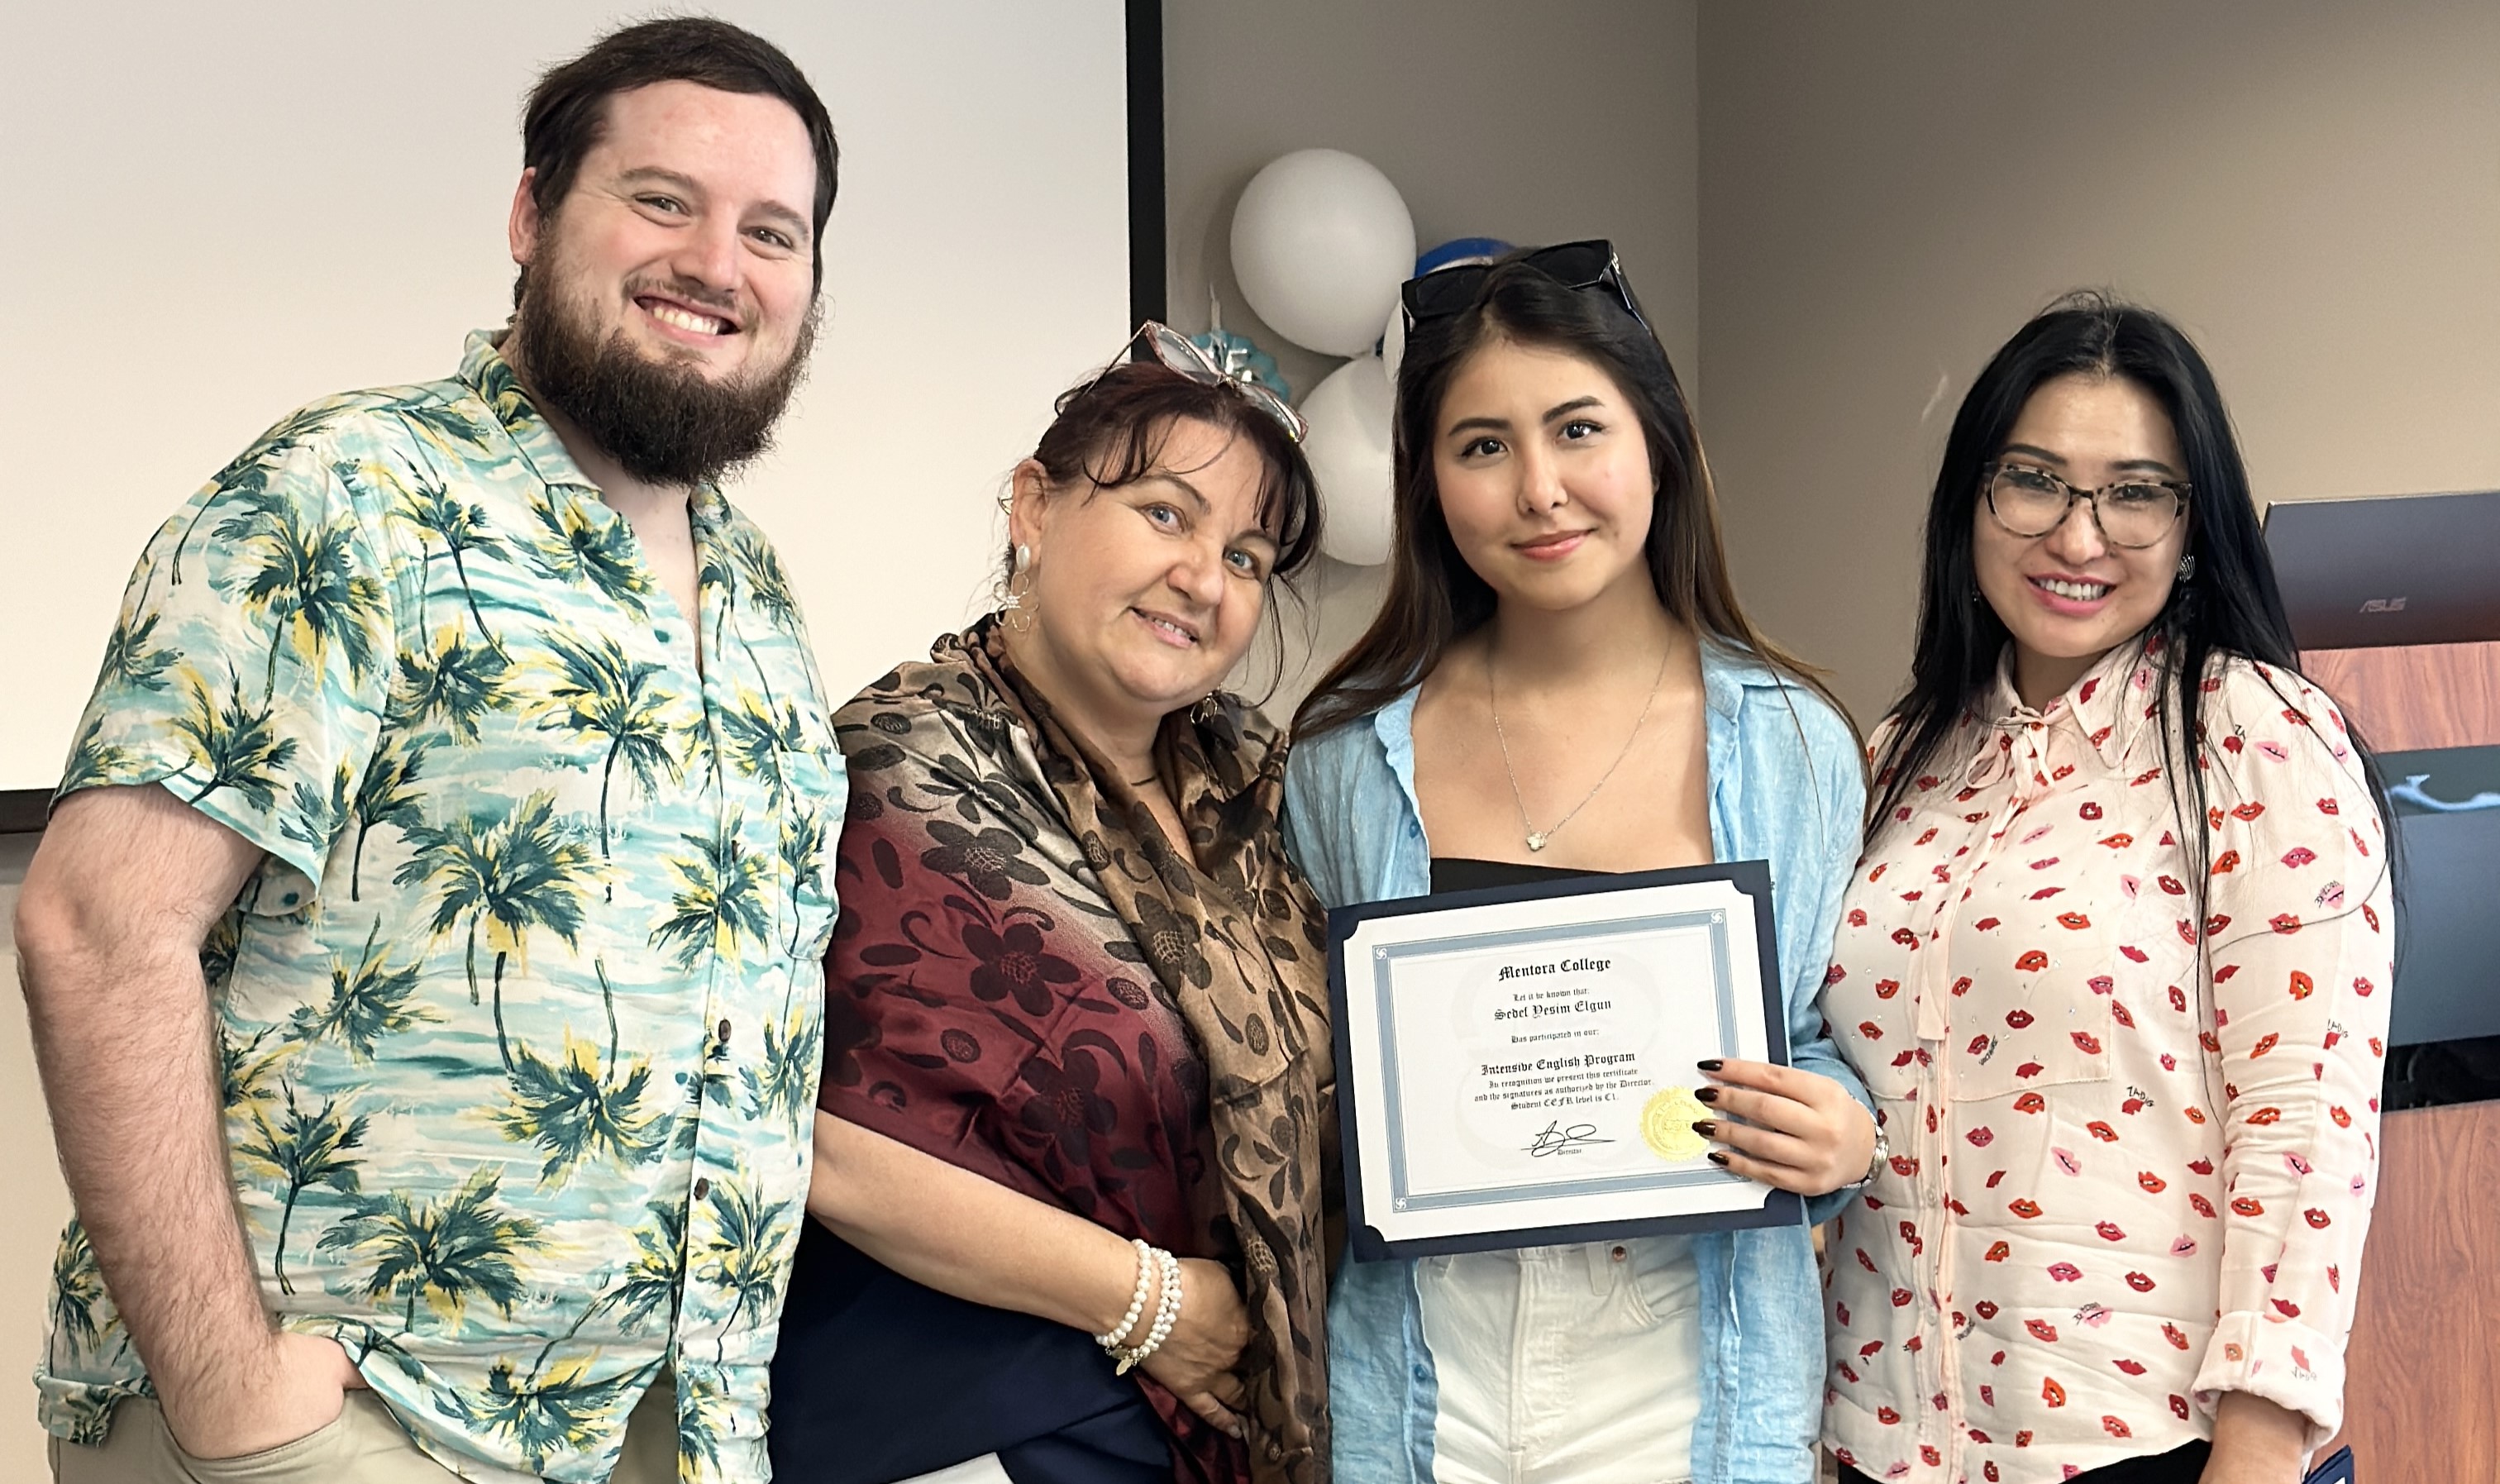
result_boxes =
[1640,1086,1711,1162]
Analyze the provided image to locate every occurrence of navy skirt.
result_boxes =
[767,1219,1176,1484]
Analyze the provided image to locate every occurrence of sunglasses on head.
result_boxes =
[1399,239,1654,345]
[1061,320,1307,442]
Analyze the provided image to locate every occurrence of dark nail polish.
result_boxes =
[1694,1086,1721,1105]
[1696,1058,1725,1072]
[1691,1119,1717,1138]
[1706,1151,1730,1167]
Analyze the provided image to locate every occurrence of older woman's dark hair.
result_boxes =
[1016,363,1324,683]
[520,17,840,293]
[1874,291,2391,934]
[1295,253,1841,737]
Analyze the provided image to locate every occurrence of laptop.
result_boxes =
[2261,489,2500,650]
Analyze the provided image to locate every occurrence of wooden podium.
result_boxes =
[2302,641,2500,1481]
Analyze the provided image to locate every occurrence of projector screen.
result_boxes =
[0,1,1133,798]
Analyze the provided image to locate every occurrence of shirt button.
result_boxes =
[693,1176,712,1201]
[1610,1246,1629,1262]
[718,1018,732,1045]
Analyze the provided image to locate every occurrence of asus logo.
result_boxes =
[2359,598,2407,613]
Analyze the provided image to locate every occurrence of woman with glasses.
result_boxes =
[1819,295,2393,1484]
[768,327,1334,1484]
[1285,243,1876,1483]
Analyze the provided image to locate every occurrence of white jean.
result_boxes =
[1416,1238,1702,1484]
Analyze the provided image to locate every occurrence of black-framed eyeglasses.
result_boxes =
[1060,320,1307,442]
[1399,238,1654,344]
[1982,461,2191,549]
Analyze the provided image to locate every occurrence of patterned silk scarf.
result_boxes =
[821,623,1335,1482]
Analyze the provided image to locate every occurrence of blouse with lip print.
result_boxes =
[1817,640,2391,1484]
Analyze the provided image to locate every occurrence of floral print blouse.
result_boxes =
[1819,642,2391,1484]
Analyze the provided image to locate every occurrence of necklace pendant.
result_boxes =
[1526,832,1548,852]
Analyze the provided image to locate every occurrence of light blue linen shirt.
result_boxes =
[1282,642,1871,1484]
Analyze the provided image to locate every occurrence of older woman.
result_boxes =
[767,327,1333,1484]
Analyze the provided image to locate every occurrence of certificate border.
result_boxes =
[1328,860,1804,1261]
[1375,906,1739,1209]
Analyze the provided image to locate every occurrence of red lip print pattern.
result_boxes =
[2164,1323,2191,1350]
[2095,1221,2125,1242]
[2232,1196,2266,1217]
[2115,1358,2147,1375]
[2015,949,2049,971]
[2041,1378,2068,1407]
[2025,1319,2059,1341]
[2013,1092,2046,1114]
[2009,1199,2043,1219]
[2137,1171,2166,1193]
[2005,1009,2034,1029]
[2072,1031,2104,1054]
[2057,911,2092,929]
[2103,1415,2133,1439]
[2047,1262,2083,1282]
[2125,1272,2156,1292]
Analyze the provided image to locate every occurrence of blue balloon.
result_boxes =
[1413,236,1514,277]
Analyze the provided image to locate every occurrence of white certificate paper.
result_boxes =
[1329,861,1801,1258]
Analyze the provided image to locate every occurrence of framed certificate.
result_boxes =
[1328,860,1801,1260]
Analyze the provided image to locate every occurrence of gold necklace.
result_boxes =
[1487,641,1672,852]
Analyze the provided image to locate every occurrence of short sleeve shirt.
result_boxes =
[1819,642,2390,1484]
[40,332,846,1484]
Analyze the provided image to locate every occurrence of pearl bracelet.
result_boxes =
[1095,1238,1154,1349]
[1115,1248,1184,1376]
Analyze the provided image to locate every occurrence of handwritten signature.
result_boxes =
[1525,1121,1615,1157]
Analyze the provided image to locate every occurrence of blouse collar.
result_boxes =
[1976,636,2162,776]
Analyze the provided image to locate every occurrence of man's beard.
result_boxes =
[507,263,818,489]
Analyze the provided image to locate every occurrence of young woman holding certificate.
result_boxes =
[1285,244,1878,1484]
[1817,297,2393,1484]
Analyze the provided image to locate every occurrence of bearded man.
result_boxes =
[16,18,846,1483]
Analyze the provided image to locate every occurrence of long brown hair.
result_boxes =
[1294,256,1843,737]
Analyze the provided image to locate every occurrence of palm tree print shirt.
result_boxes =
[41,332,846,1484]
[1818,642,2389,1484]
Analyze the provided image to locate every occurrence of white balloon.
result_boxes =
[1230,150,1417,357]
[1380,298,1406,385]
[1302,354,1396,566]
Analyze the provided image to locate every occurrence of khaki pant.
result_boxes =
[52,1374,677,1484]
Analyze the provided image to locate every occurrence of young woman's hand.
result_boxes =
[1693,1059,1877,1196]
[1138,1257,1252,1438]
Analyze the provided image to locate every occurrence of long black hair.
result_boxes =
[1295,253,1842,737]
[1872,292,2391,935]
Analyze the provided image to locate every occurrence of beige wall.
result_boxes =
[1162,0,1701,712]
[1697,0,2500,723]
[0,833,73,1481]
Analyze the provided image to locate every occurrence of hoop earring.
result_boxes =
[2176,554,2197,581]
